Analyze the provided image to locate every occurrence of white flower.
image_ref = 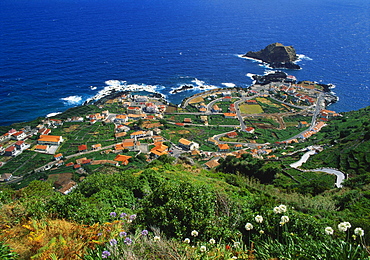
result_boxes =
[184,238,190,243]
[200,245,207,252]
[209,238,216,244]
[245,222,253,231]
[232,257,237,259]
[344,222,351,229]
[281,215,289,224]
[354,227,364,237]
[259,230,265,234]
[255,215,263,223]
[234,241,240,248]
[279,204,287,213]
[325,227,334,235]
[338,222,349,232]
[273,206,281,214]
[191,230,199,237]
[153,236,161,242]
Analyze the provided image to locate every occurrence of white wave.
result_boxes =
[61,95,82,105]
[238,54,266,63]
[222,83,236,88]
[297,54,313,61]
[264,70,280,75]
[246,73,255,79]
[86,80,165,103]
[90,86,97,90]
[191,78,205,86]
[246,73,256,84]
[46,112,62,118]
[169,78,218,95]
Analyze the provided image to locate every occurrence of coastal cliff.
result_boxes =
[244,43,301,69]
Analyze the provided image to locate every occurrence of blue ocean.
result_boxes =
[0,0,369,126]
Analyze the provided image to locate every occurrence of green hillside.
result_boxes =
[0,107,370,259]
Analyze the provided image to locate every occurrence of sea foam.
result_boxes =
[46,112,62,118]
[169,78,218,94]
[297,54,313,61]
[61,95,83,105]
[222,83,236,88]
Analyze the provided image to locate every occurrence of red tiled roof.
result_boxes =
[78,145,87,151]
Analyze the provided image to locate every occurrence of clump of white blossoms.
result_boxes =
[200,245,207,252]
[153,236,161,242]
[245,222,253,231]
[325,227,334,235]
[273,206,281,214]
[255,215,263,223]
[280,215,289,224]
[354,227,364,237]
[209,238,216,244]
[184,238,190,243]
[338,222,351,232]
[191,230,199,237]
[279,204,287,213]
[273,204,288,214]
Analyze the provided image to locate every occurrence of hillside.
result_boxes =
[301,106,370,175]
[0,149,369,259]
[0,92,369,259]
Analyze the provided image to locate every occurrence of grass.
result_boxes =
[239,104,264,114]
[188,96,204,104]
[164,114,203,124]
[208,115,240,126]
[162,125,228,147]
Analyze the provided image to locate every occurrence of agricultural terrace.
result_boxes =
[256,97,293,113]
[248,124,303,143]
[164,114,204,125]
[213,99,239,112]
[53,122,116,157]
[0,151,51,176]
[208,115,240,126]
[161,125,228,151]
[275,167,336,194]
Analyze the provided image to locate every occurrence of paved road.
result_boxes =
[280,92,324,142]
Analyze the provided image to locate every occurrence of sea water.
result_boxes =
[0,0,369,126]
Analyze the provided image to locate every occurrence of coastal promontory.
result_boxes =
[243,43,301,69]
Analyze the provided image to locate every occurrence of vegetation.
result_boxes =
[1,87,370,258]
[1,160,369,259]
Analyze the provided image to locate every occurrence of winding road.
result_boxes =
[289,147,346,188]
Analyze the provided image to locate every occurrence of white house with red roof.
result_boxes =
[0,133,11,142]
[4,146,18,156]
[14,141,30,151]
[127,106,143,114]
[11,131,27,141]
[115,114,128,123]
[245,127,255,133]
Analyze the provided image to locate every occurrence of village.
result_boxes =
[0,75,341,194]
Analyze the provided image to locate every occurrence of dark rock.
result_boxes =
[171,85,194,94]
[244,43,301,70]
[252,71,288,85]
